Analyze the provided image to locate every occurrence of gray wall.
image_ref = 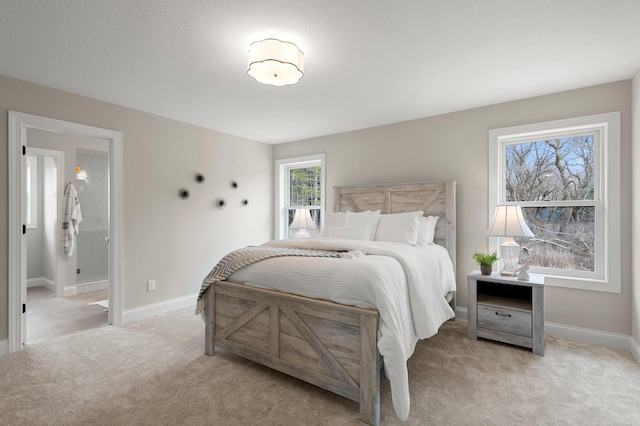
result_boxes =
[274,80,633,336]
[76,151,109,283]
[0,74,273,341]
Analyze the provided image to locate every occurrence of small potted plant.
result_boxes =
[472,251,498,275]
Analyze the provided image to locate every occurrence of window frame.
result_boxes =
[275,154,325,240]
[488,112,620,293]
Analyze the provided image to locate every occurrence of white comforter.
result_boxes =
[227,238,456,420]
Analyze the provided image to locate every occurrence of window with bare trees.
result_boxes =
[489,113,621,292]
[505,135,596,272]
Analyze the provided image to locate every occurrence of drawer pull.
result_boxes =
[495,311,512,318]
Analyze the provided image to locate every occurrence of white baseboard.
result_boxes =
[27,277,55,291]
[76,280,109,294]
[545,321,631,351]
[122,294,197,324]
[0,339,8,357]
[62,281,109,297]
[455,306,638,363]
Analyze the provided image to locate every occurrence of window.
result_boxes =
[26,155,38,229]
[489,112,620,292]
[275,154,325,239]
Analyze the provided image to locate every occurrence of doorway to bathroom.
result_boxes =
[24,142,110,342]
[8,111,123,354]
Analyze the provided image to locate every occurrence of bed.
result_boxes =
[198,181,456,425]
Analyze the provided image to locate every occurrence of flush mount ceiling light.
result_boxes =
[247,38,304,86]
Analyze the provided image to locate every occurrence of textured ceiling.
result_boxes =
[1,1,639,144]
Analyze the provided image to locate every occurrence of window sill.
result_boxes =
[541,273,620,293]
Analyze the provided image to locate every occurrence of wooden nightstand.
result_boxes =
[467,271,545,356]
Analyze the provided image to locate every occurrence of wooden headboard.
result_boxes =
[334,180,456,270]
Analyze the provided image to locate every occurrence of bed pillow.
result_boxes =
[344,210,381,240]
[417,216,440,245]
[374,211,424,245]
[324,211,347,227]
[321,211,348,237]
[325,226,370,241]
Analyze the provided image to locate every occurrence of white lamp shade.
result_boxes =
[247,39,304,86]
[487,205,534,237]
[290,208,315,229]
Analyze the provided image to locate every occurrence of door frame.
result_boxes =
[8,111,123,353]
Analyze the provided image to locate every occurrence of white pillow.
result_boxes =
[417,216,440,245]
[374,211,423,245]
[321,211,348,237]
[325,226,370,241]
[324,211,347,227]
[344,210,381,240]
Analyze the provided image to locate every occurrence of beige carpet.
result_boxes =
[1,307,639,425]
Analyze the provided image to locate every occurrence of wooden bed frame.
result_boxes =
[203,180,456,425]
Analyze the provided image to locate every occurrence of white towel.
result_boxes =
[61,182,82,256]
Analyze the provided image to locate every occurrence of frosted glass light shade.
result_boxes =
[76,169,87,180]
[247,38,304,86]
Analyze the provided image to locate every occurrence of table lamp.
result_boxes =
[289,208,316,238]
[487,205,534,276]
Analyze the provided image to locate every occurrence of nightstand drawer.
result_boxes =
[477,304,532,337]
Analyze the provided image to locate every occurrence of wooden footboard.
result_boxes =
[204,281,380,425]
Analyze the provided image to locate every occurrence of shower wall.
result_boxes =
[75,151,109,284]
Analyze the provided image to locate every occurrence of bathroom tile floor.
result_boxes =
[26,286,108,343]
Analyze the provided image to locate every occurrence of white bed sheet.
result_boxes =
[227,238,456,420]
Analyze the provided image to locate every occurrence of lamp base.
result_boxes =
[499,237,521,276]
[293,229,310,238]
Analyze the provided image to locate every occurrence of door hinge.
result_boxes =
[23,224,26,234]
[23,303,26,314]
[22,145,26,155]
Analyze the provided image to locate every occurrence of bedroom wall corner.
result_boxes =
[631,67,640,353]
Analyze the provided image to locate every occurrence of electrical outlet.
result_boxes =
[147,280,156,292]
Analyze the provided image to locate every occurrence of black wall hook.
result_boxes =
[242,199,249,206]
[216,199,226,208]
[195,173,205,183]
[231,181,238,189]
[179,188,189,199]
